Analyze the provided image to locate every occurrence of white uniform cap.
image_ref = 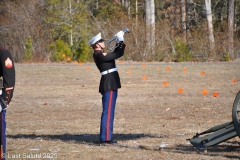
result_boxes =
[88,33,104,45]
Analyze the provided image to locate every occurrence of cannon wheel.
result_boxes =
[232,91,240,138]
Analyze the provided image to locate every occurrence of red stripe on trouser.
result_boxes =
[0,112,2,159]
[106,91,113,141]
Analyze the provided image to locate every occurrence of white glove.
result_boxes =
[0,104,2,113]
[115,31,124,43]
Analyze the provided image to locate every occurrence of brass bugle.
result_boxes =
[106,28,130,51]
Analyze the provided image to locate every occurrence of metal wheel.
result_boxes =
[232,91,240,137]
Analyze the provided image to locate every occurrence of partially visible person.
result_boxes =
[89,31,125,144]
[0,46,15,160]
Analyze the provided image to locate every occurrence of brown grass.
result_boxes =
[6,61,240,160]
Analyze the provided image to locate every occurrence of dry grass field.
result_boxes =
[5,61,240,160]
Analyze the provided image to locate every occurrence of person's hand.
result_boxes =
[115,31,124,43]
[0,105,2,113]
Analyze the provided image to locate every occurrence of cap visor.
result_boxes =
[96,39,105,43]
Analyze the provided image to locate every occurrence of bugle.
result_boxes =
[106,28,130,51]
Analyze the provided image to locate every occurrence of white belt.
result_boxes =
[101,68,118,76]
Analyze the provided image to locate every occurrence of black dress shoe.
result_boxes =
[100,140,117,144]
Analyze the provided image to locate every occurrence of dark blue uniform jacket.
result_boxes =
[0,46,15,105]
[93,42,125,93]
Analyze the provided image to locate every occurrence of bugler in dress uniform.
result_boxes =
[0,46,15,160]
[89,31,125,144]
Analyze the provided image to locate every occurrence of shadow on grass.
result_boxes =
[163,141,240,160]
[8,134,239,159]
[8,133,165,145]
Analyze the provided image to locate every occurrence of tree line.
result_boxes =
[0,0,239,62]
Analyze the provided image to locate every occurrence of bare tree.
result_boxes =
[205,0,215,59]
[145,0,155,56]
[0,0,50,62]
[120,0,130,15]
[136,0,138,26]
[180,0,187,42]
[228,0,235,60]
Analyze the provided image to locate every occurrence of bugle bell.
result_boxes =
[106,28,130,51]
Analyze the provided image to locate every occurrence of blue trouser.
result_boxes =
[100,90,118,142]
[0,110,6,160]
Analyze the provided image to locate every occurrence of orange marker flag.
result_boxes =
[142,75,147,80]
[127,70,132,74]
[62,54,66,58]
[67,57,71,62]
[119,60,123,64]
[202,89,208,95]
[163,81,168,87]
[74,61,78,65]
[178,88,184,94]
[232,78,236,83]
[166,67,171,71]
[183,67,187,73]
[201,71,205,76]
[213,91,219,97]
[79,62,83,66]
[86,66,90,71]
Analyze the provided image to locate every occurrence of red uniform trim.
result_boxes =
[0,113,2,159]
[5,87,13,91]
[106,91,113,141]
[5,57,13,68]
